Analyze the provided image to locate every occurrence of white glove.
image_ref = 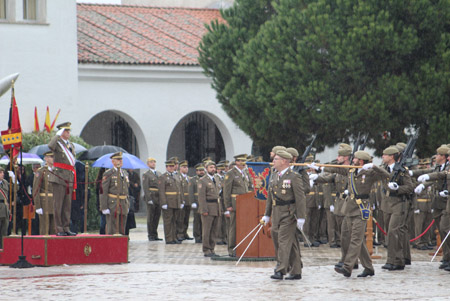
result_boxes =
[414,184,425,194]
[344,189,349,196]
[330,205,334,213]
[8,171,15,182]
[318,205,322,209]
[224,210,230,215]
[56,128,65,136]
[180,203,184,209]
[260,215,270,225]
[372,203,375,210]
[362,163,373,170]
[388,182,399,190]
[414,209,420,214]
[308,162,320,171]
[439,190,449,198]
[417,174,430,183]
[309,180,315,188]
[409,170,414,176]
[191,203,197,209]
[102,209,110,215]
[148,200,154,205]
[36,208,43,215]
[431,209,434,213]
[162,204,168,210]
[296,218,305,231]
[309,174,319,181]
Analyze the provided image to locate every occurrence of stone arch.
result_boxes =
[79,110,148,159]
[166,111,232,166]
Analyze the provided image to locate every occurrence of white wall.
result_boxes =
[0,0,78,132]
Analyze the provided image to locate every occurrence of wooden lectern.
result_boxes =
[235,192,275,258]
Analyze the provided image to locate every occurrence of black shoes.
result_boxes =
[270,271,283,280]
[334,266,351,277]
[184,236,194,240]
[216,241,227,245]
[382,263,404,271]
[56,232,67,236]
[204,253,218,257]
[195,239,202,243]
[335,262,358,269]
[330,243,339,248]
[148,237,163,241]
[304,241,320,247]
[405,258,411,265]
[66,231,77,236]
[439,261,449,269]
[166,241,178,245]
[285,274,301,280]
[357,269,375,278]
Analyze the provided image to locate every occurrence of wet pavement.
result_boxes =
[1,213,448,300]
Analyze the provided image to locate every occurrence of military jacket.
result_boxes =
[414,164,449,210]
[142,169,160,204]
[316,172,345,216]
[198,174,221,216]
[100,168,130,215]
[427,170,450,213]
[189,175,201,206]
[223,167,250,210]
[48,135,76,186]
[0,180,10,219]
[382,167,414,214]
[32,166,54,213]
[158,172,181,209]
[180,173,190,205]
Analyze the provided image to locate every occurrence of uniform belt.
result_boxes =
[206,199,218,203]
[353,194,369,199]
[165,192,178,195]
[275,199,295,206]
[184,193,189,196]
[331,193,336,197]
[417,198,431,202]
[231,194,238,197]
[308,192,323,195]
[39,193,53,197]
[108,194,127,199]
[149,188,159,192]
[194,193,198,196]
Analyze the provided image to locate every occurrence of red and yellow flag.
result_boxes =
[44,106,51,133]
[50,109,61,131]
[1,86,22,158]
[34,106,40,132]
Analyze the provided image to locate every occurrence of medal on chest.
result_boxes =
[282,179,291,189]
[361,174,366,184]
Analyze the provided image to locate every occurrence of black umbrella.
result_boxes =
[78,145,128,160]
[29,143,87,158]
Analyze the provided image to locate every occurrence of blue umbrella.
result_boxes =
[92,153,148,169]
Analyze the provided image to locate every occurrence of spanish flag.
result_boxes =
[50,109,61,131]
[44,106,51,133]
[34,106,40,132]
[1,86,22,158]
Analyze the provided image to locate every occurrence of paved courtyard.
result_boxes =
[1,214,448,300]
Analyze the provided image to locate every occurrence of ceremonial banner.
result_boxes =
[1,88,22,157]
[44,106,51,132]
[34,106,40,132]
[246,162,271,200]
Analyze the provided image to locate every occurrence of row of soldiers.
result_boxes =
[141,154,254,257]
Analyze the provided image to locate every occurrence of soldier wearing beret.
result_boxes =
[261,150,306,280]
[33,151,56,235]
[0,167,10,248]
[189,163,205,243]
[142,157,162,241]
[48,122,77,236]
[380,146,414,271]
[198,161,222,257]
[216,163,227,245]
[178,160,193,241]
[100,152,130,235]
[223,154,251,256]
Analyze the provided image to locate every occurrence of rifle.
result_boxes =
[391,130,420,182]
[294,135,316,172]
[359,133,369,151]
[349,132,361,164]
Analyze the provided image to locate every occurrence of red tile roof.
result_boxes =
[77,4,223,66]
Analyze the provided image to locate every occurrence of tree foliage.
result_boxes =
[199,0,450,157]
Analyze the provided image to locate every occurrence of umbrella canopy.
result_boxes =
[92,153,148,169]
[29,143,87,158]
[78,145,128,161]
[0,153,43,165]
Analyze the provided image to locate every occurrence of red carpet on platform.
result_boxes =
[0,234,128,266]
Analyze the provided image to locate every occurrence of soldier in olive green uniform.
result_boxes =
[224,154,251,256]
[216,162,227,245]
[313,151,390,277]
[142,157,162,241]
[100,152,130,235]
[159,159,182,244]
[415,147,450,270]
[380,146,414,271]
[178,160,193,241]
[198,161,222,256]
[48,122,77,236]
[189,163,205,243]
[261,150,306,280]
[33,151,56,235]
[0,167,9,249]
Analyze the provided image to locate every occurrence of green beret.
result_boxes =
[305,154,314,163]
[338,143,352,156]
[276,150,293,160]
[354,150,371,161]
[396,142,406,152]
[383,146,400,155]
[286,147,299,157]
[437,146,450,155]
[271,146,286,153]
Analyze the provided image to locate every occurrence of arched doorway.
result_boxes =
[80,111,139,156]
[167,112,225,167]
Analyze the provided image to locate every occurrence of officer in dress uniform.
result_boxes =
[159,159,182,244]
[48,122,77,236]
[261,150,306,280]
[100,152,130,235]
[189,163,205,243]
[198,161,222,257]
[142,157,162,241]
[224,154,250,257]
[215,162,227,245]
[178,160,193,241]
[33,151,56,235]
[0,167,10,249]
